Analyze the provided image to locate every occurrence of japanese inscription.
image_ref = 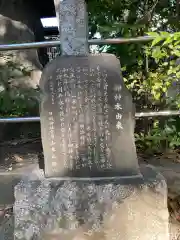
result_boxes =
[40,54,140,178]
[114,84,123,130]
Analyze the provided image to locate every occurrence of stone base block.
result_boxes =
[0,215,13,240]
[0,174,21,209]
[14,165,169,240]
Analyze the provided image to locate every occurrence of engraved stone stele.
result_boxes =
[40,54,140,178]
[14,54,170,240]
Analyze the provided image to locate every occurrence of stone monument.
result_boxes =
[14,0,170,239]
[40,54,140,178]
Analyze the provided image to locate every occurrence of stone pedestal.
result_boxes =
[0,215,14,240]
[14,165,169,240]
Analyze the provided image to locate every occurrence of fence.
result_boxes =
[45,36,61,61]
[0,35,179,123]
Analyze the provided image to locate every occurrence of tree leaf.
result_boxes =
[162,37,173,46]
[147,32,160,37]
[160,31,170,38]
[151,36,163,46]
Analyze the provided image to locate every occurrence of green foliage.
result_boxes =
[0,89,39,117]
[131,31,180,153]
[89,0,180,154]
[123,32,180,107]
[0,56,39,117]
[135,118,180,154]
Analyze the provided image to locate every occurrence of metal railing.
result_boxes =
[0,35,179,123]
[0,111,179,123]
[0,36,154,51]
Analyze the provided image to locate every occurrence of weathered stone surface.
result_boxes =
[40,54,140,178]
[0,175,19,209]
[0,0,48,89]
[14,165,169,240]
[0,215,13,240]
[0,144,179,238]
[59,0,89,56]
[169,221,180,240]
[53,0,60,30]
